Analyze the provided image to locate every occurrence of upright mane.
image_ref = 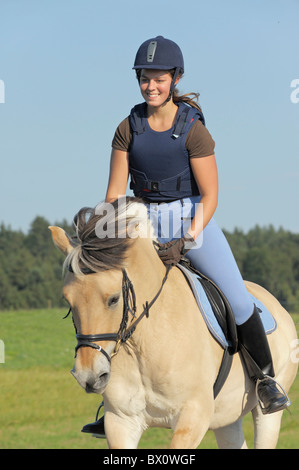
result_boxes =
[64,197,154,275]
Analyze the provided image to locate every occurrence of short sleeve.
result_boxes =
[185,120,215,158]
[111,117,132,152]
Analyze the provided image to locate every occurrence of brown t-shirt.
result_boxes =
[112,115,215,158]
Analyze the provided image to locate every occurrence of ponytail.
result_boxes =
[171,69,203,112]
[173,90,202,112]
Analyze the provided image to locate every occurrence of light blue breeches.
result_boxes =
[146,196,254,325]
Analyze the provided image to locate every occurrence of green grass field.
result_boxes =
[0,309,298,449]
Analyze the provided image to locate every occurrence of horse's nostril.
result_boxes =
[85,373,109,393]
[85,381,95,393]
[100,372,109,381]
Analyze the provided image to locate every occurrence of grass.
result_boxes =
[0,309,298,449]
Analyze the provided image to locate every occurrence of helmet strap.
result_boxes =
[165,67,180,103]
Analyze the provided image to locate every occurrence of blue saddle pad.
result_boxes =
[177,263,277,349]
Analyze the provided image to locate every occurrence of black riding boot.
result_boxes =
[237,305,290,415]
[81,401,106,438]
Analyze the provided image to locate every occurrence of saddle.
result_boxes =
[177,259,277,399]
[178,259,237,398]
[178,259,238,352]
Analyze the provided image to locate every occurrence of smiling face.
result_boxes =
[139,69,178,107]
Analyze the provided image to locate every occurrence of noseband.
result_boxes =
[65,265,171,363]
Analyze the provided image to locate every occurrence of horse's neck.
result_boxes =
[127,237,166,294]
[113,236,222,394]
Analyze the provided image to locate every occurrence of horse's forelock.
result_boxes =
[64,197,151,275]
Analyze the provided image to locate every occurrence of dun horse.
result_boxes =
[50,197,298,449]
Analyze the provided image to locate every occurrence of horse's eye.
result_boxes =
[108,294,120,308]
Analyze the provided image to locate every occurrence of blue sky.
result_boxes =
[1,0,298,233]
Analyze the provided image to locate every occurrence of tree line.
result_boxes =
[1,216,299,312]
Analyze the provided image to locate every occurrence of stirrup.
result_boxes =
[92,401,104,438]
[95,400,104,421]
[256,375,291,415]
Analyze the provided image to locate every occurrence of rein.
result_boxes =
[65,264,172,363]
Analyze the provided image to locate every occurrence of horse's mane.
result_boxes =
[64,197,153,275]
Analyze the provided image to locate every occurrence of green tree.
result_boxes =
[1,219,299,311]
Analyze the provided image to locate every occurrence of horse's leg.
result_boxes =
[104,412,144,449]
[252,405,283,449]
[213,419,248,449]
[169,401,213,449]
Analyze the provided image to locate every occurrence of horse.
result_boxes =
[49,197,298,449]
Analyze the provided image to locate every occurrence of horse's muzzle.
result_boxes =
[71,367,110,394]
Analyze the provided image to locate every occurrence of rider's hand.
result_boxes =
[157,234,195,265]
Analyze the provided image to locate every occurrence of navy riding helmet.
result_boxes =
[133,36,184,102]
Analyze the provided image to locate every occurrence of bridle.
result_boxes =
[64,265,171,363]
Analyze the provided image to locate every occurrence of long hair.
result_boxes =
[171,69,202,111]
[173,89,202,111]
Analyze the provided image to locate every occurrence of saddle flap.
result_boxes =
[178,259,238,354]
[177,260,277,354]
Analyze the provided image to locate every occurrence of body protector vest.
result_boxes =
[129,102,205,202]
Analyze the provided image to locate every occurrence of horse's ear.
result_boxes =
[48,226,73,255]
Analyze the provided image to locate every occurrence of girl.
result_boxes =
[82,36,288,437]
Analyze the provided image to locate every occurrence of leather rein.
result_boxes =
[64,265,172,363]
